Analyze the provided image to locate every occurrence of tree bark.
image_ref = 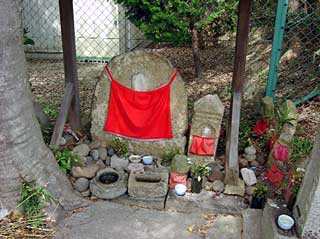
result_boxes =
[0,0,86,212]
[191,28,202,78]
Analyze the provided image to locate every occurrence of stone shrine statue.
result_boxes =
[91,50,188,156]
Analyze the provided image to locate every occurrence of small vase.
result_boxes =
[191,177,202,193]
[251,196,266,209]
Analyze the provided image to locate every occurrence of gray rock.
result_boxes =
[107,147,115,157]
[33,100,50,128]
[85,156,94,164]
[244,154,256,161]
[81,189,91,197]
[73,144,90,157]
[111,154,129,170]
[90,168,128,199]
[90,50,188,156]
[98,147,108,160]
[96,159,106,169]
[244,146,257,155]
[72,163,101,179]
[240,168,257,186]
[90,149,99,160]
[212,180,225,193]
[104,156,111,166]
[74,178,89,192]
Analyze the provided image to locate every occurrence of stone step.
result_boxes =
[261,200,298,239]
[166,190,248,215]
[242,209,263,239]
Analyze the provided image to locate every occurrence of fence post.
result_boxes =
[266,0,288,99]
[59,0,81,130]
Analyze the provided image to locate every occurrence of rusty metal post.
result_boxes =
[225,0,252,185]
[59,0,81,130]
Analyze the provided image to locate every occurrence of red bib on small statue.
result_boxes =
[189,135,215,156]
[103,66,177,140]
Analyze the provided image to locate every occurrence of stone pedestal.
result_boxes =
[128,168,169,198]
[91,50,188,156]
[188,94,224,163]
[293,129,320,238]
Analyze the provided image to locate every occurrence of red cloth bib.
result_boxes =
[189,135,216,156]
[103,66,177,140]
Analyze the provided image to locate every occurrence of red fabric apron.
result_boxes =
[103,66,177,140]
[189,135,216,156]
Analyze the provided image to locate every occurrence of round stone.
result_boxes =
[90,149,99,160]
[107,147,115,157]
[244,146,256,155]
[98,147,108,160]
[239,158,249,169]
[212,180,225,193]
[74,178,89,192]
[72,144,90,157]
[244,154,256,162]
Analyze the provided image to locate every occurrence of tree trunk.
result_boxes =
[0,0,86,212]
[191,28,202,78]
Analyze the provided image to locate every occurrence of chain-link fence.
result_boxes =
[21,0,145,62]
[277,0,320,102]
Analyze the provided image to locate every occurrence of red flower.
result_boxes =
[253,120,268,135]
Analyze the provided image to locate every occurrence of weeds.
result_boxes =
[17,181,54,227]
[52,148,80,174]
[161,148,181,166]
[291,136,313,162]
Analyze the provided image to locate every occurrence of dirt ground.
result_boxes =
[27,43,320,154]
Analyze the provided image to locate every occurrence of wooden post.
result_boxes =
[59,0,81,130]
[50,83,74,147]
[225,0,252,185]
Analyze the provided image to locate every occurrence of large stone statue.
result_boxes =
[91,51,188,156]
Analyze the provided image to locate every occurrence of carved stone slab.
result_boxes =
[188,94,224,163]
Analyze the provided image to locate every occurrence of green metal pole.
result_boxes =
[294,89,320,106]
[266,0,289,99]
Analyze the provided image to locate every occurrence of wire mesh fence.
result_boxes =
[21,0,145,62]
[277,0,320,102]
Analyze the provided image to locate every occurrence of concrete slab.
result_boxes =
[55,201,208,239]
[242,209,263,239]
[206,215,242,239]
[166,190,248,215]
